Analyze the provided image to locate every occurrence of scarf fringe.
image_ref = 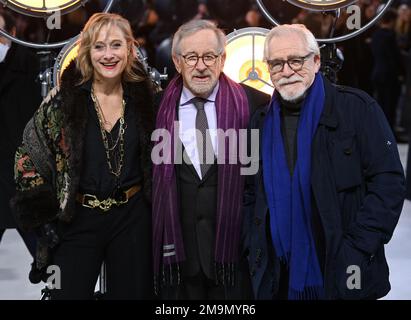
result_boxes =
[154,262,237,295]
[214,262,236,287]
[154,263,181,296]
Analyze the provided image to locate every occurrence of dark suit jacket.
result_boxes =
[155,81,270,280]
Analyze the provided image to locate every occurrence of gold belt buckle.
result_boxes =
[82,193,129,212]
[98,198,115,212]
[82,194,112,212]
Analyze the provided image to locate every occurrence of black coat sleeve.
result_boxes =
[346,101,405,255]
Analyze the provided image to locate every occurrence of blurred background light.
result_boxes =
[0,0,87,18]
[224,27,273,95]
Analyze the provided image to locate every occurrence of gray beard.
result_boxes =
[188,81,216,98]
[279,90,307,104]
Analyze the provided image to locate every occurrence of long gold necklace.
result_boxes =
[91,88,126,178]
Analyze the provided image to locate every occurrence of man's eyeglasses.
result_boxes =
[266,52,314,73]
[179,53,221,67]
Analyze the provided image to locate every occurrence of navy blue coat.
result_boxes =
[243,77,405,300]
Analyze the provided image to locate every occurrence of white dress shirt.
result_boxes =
[178,82,219,179]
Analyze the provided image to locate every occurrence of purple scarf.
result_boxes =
[152,73,249,290]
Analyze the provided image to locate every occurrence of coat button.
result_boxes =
[344,148,352,155]
[250,270,256,277]
[254,217,262,226]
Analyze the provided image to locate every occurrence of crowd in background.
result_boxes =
[1,0,411,186]
[1,0,411,298]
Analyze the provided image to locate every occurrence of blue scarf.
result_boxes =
[262,73,325,299]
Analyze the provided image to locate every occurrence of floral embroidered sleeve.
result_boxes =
[11,87,64,231]
[14,87,63,192]
[14,147,45,191]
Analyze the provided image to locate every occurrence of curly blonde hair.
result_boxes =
[76,12,146,84]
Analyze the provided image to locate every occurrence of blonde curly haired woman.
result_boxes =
[12,13,154,300]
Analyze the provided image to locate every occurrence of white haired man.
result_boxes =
[244,24,405,300]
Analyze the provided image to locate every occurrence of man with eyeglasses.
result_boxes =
[244,24,405,300]
[152,19,270,300]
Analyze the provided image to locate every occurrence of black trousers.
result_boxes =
[50,194,152,300]
[273,262,290,300]
[161,258,253,300]
[160,269,227,300]
[179,270,225,300]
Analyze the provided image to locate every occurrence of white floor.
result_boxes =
[381,143,411,300]
[1,145,411,300]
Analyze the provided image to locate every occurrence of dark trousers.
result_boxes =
[273,262,290,300]
[161,258,253,300]
[178,270,226,300]
[50,194,152,300]
[160,270,227,300]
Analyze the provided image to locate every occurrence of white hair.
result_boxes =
[171,19,226,56]
[263,24,320,60]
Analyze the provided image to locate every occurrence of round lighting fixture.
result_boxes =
[53,35,80,86]
[0,0,114,48]
[286,0,357,11]
[256,0,395,43]
[224,27,273,95]
[0,0,87,18]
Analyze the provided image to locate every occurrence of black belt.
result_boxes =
[76,184,141,212]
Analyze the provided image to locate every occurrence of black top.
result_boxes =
[280,97,303,177]
[78,81,142,199]
[275,97,303,296]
